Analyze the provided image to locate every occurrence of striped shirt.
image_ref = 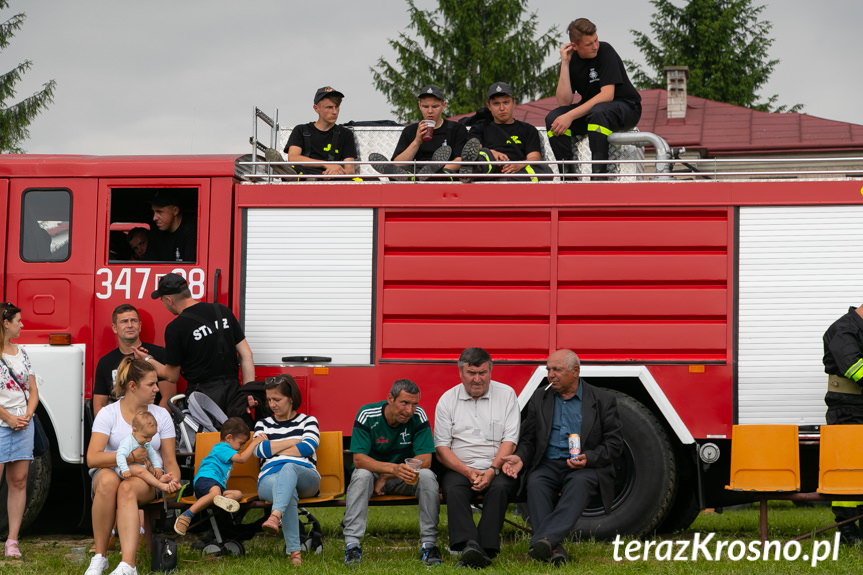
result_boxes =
[253,412,320,480]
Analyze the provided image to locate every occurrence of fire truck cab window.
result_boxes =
[108,187,198,263]
[21,189,71,262]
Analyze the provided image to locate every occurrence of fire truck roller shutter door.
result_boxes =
[570,390,677,539]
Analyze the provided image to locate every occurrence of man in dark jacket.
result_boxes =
[502,348,623,564]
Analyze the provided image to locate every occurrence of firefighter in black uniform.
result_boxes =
[143,273,256,412]
[822,304,863,543]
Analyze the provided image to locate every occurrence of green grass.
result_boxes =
[4,502,863,573]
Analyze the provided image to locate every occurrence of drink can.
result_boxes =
[568,433,581,459]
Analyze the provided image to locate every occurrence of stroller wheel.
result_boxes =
[223,540,245,557]
[201,543,222,557]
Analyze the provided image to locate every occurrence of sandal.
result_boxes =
[262,513,281,535]
[290,550,302,566]
[5,538,22,558]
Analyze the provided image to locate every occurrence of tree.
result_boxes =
[0,1,56,154]
[371,0,559,122]
[627,0,801,113]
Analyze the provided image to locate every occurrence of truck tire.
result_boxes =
[0,444,53,536]
[573,391,677,539]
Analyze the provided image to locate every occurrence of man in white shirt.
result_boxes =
[434,347,520,569]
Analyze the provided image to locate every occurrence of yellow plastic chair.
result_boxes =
[726,424,800,492]
[298,430,345,504]
[818,425,863,494]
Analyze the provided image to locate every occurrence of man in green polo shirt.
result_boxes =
[343,379,441,566]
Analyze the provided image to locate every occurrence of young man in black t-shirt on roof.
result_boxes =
[545,18,642,176]
[370,84,469,181]
[460,82,547,182]
[284,86,360,180]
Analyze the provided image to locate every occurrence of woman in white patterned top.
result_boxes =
[0,302,39,559]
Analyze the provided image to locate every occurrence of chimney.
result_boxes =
[664,66,689,120]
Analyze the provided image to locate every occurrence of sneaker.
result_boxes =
[369,153,408,177]
[459,541,491,569]
[214,495,240,513]
[528,538,553,562]
[107,561,138,575]
[344,544,363,566]
[84,554,109,575]
[174,513,191,536]
[417,145,452,181]
[420,544,442,566]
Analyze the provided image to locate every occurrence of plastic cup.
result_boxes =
[422,119,435,141]
[70,547,88,563]
[404,457,422,484]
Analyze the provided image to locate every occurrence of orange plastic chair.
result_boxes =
[299,430,345,504]
[726,424,800,492]
[818,425,863,494]
[179,431,260,506]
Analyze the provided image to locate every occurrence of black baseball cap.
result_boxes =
[313,86,345,104]
[151,273,189,299]
[487,81,514,99]
[417,85,445,101]
[150,191,180,208]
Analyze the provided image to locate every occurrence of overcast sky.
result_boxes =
[4,0,861,155]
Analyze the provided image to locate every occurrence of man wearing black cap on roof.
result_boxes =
[459,82,547,182]
[146,191,197,262]
[284,86,360,180]
[142,273,255,412]
[369,84,469,181]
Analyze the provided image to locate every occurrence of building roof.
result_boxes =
[459,90,863,157]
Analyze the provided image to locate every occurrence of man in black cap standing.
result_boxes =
[284,86,360,180]
[370,84,469,180]
[459,82,547,182]
[143,273,255,412]
[146,191,197,262]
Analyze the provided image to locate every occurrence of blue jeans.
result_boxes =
[257,463,320,552]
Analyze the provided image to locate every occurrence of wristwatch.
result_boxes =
[490,465,500,476]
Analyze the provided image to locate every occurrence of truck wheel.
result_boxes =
[655,458,701,533]
[0,445,53,535]
[573,391,677,539]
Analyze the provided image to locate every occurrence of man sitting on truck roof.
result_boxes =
[459,82,549,182]
[369,84,469,181]
[284,86,361,181]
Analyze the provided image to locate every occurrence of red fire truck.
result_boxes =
[1,150,861,538]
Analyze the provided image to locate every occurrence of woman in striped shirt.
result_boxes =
[254,375,320,566]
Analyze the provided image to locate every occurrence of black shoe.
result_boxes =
[528,538,553,562]
[420,544,442,566]
[369,153,408,177]
[417,145,452,181]
[344,545,363,566]
[549,545,568,566]
[460,541,491,569]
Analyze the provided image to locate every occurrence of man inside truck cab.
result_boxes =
[284,86,361,180]
[146,192,196,262]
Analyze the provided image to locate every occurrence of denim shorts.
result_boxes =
[194,476,225,498]
[0,423,34,464]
